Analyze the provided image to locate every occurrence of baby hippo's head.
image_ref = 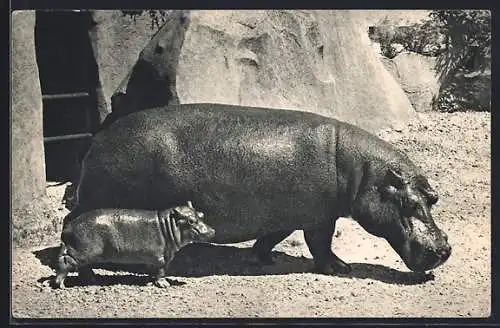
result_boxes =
[170,201,215,244]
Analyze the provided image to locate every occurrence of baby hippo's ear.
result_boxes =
[196,211,204,219]
[187,201,194,209]
[171,207,183,221]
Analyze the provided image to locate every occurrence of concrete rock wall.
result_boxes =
[383,52,440,112]
[112,10,416,133]
[88,11,158,121]
[11,10,46,210]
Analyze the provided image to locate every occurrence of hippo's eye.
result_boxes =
[406,198,418,209]
[187,216,197,225]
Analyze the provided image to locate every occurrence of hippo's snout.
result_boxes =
[403,230,452,272]
[434,230,452,265]
[388,217,453,273]
[191,222,216,242]
[438,242,452,263]
[418,241,452,272]
[206,227,216,239]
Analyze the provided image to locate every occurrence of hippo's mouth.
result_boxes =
[389,217,452,272]
[396,225,452,272]
[403,242,452,272]
[190,226,216,242]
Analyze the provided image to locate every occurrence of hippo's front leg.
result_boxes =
[151,255,173,288]
[304,218,352,275]
[153,267,171,288]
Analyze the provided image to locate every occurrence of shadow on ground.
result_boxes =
[36,274,186,288]
[33,243,433,288]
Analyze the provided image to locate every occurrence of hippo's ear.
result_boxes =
[423,188,438,205]
[384,168,407,189]
[415,179,439,205]
[187,201,194,209]
[377,168,406,202]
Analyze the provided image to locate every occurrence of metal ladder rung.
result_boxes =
[42,92,89,100]
[44,133,93,143]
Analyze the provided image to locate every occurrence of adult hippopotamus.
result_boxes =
[66,103,451,275]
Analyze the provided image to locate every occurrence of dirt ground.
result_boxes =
[11,111,491,319]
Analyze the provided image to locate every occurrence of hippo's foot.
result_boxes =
[253,231,293,265]
[54,272,67,289]
[153,277,171,288]
[304,221,352,275]
[314,256,352,275]
[150,265,171,288]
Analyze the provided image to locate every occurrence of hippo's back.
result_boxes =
[76,104,342,243]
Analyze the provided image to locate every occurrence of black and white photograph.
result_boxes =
[10,9,491,319]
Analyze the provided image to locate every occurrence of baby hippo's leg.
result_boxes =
[54,244,79,289]
[151,255,174,288]
[153,267,171,288]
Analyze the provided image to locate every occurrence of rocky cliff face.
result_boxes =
[382,52,440,113]
[111,10,416,133]
[88,11,157,121]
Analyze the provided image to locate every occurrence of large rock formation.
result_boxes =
[88,11,158,121]
[11,11,46,211]
[110,10,416,133]
[383,52,440,112]
[12,11,60,247]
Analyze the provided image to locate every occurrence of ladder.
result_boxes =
[42,92,93,143]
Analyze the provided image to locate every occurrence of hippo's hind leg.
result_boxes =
[253,231,293,264]
[304,218,351,275]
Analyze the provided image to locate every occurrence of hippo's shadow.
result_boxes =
[33,243,433,287]
[36,274,186,288]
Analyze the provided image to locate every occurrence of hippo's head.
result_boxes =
[171,201,216,244]
[353,168,451,272]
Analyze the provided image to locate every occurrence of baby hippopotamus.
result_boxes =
[54,201,215,288]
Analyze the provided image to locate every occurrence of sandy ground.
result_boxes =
[11,111,491,319]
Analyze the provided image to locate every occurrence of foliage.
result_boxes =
[430,10,491,81]
[370,10,490,76]
[121,10,170,30]
[369,19,401,59]
[370,10,491,112]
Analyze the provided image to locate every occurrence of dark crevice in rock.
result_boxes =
[102,11,191,130]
